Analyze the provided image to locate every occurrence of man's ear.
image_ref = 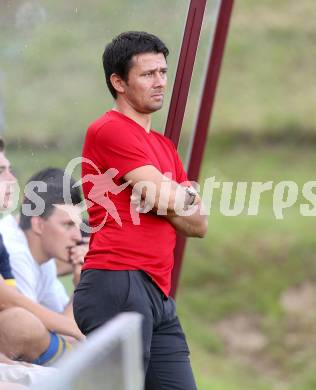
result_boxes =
[110,73,126,95]
[30,216,44,236]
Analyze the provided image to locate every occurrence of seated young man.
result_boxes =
[0,167,86,316]
[0,142,83,366]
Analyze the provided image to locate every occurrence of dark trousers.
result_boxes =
[73,269,197,390]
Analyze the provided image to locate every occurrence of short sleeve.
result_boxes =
[168,141,189,185]
[94,121,153,180]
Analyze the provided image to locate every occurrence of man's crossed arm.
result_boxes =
[125,165,208,238]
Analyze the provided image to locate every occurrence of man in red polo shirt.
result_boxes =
[74,31,207,389]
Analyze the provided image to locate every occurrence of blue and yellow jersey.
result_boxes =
[0,233,16,287]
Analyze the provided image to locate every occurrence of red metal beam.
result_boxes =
[170,0,235,297]
[164,0,207,146]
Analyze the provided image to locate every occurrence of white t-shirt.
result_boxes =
[0,215,69,313]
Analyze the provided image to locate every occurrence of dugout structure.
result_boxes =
[31,313,143,390]
[166,0,234,297]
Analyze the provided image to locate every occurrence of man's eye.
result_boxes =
[64,222,74,229]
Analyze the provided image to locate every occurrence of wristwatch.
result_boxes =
[185,186,198,205]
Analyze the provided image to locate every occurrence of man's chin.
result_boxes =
[60,254,70,263]
[0,202,13,212]
[145,102,163,114]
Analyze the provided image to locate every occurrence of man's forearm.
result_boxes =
[24,299,83,340]
[166,203,208,238]
[63,295,75,318]
[127,165,196,214]
[137,178,192,213]
[134,182,208,236]
[0,281,83,340]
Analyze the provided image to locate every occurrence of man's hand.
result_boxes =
[69,237,89,266]
[69,237,89,287]
[71,263,82,288]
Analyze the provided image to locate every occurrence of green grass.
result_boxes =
[2,0,316,143]
[211,0,316,134]
[177,143,316,389]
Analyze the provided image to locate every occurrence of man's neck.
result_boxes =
[113,102,151,133]
[24,230,48,265]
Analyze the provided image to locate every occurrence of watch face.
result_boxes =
[187,187,197,196]
[185,187,197,205]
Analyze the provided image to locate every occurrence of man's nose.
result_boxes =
[153,72,166,87]
[4,170,17,184]
[72,226,82,242]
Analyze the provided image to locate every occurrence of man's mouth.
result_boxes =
[151,93,164,99]
[4,192,12,202]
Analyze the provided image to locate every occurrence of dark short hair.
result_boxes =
[0,138,4,152]
[19,167,82,231]
[102,31,169,99]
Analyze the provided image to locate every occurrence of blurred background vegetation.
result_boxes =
[1,0,316,389]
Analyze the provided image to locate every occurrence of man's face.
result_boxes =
[121,52,168,114]
[0,152,17,210]
[39,204,82,262]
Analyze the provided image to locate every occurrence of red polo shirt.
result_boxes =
[81,110,188,296]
